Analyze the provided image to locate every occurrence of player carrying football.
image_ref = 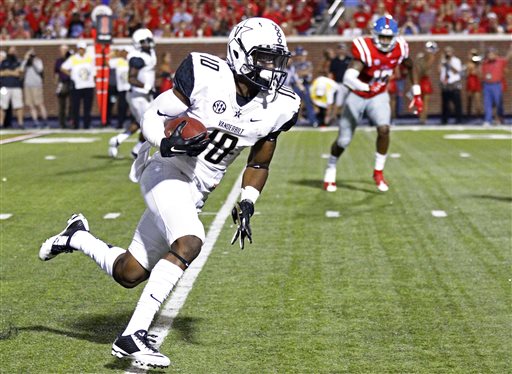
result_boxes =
[39,17,300,369]
[323,16,423,192]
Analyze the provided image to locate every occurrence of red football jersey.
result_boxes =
[351,36,409,98]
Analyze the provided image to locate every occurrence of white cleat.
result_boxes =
[323,182,337,192]
[108,137,119,158]
[373,170,389,192]
[39,214,89,261]
[323,167,337,192]
[376,181,389,192]
[112,329,170,369]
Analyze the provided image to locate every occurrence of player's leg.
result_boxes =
[366,93,391,192]
[12,88,24,128]
[324,92,361,191]
[111,157,205,368]
[39,213,145,283]
[109,92,145,158]
[0,89,9,126]
[25,88,39,126]
[131,96,152,158]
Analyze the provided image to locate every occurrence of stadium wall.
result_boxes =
[3,35,511,122]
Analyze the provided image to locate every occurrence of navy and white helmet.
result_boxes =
[226,17,291,91]
[132,28,155,50]
[372,16,399,53]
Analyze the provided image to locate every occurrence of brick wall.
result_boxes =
[4,38,511,120]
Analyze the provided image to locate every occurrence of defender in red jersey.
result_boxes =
[323,16,423,192]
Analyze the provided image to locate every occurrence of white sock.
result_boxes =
[115,132,131,145]
[374,152,387,171]
[123,260,184,335]
[69,231,125,277]
[327,155,338,169]
[131,141,143,156]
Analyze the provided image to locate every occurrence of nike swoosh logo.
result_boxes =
[250,119,262,122]
[157,109,171,117]
[150,293,163,303]
[170,146,187,153]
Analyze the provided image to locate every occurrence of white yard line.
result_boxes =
[0,132,45,144]
[124,171,243,374]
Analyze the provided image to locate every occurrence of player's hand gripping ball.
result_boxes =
[160,116,209,157]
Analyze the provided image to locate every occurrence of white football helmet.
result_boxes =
[132,28,155,50]
[226,17,290,91]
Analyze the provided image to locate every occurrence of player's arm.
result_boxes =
[230,137,275,250]
[343,60,384,94]
[141,54,207,157]
[343,60,370,91]
[231,111,298,249]
[402,57,423,114]
[128,57,151,92]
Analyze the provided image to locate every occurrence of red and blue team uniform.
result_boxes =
[350,36,409,98]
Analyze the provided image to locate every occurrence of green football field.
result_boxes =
[1,127,511,373]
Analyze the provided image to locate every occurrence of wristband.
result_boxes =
[412,84,421,96]
[240,186,260,204]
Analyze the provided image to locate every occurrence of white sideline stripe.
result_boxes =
[24,137,100,144]
[325,210,340,218]
[124,171,243,374]
[444,134,512,140]
[45,155,57,160]
[459,152,471,158]
[390,153,401,158]
[0,133,44,144]
[0,213,13,220]
[431,210,448,218]
[103,212,121,219]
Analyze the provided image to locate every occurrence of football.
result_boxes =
[164,116,208,141]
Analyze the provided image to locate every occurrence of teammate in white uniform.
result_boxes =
[39,18,300,369]
[108,28,157,158]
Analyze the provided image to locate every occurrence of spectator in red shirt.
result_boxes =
[352,4,372,30]
[465,49,483,120]
[481,46,511,125]
[430,17,449,34]
[261,2,286,25]
[485,12,505,33]
[467,17,486,34]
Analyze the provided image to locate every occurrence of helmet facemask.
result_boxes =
[241,46,290,91]
[373,32,396,53]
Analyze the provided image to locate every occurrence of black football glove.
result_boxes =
[230,199,254,250]
[160,120,210,157]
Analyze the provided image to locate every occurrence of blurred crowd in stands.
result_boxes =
[0,0,511,41]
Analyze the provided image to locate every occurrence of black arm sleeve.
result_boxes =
[279,111,299,132]
[264,111,299,142]
[129,57,145,69]
[173,54,195,102]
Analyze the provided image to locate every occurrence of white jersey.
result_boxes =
[127,48,156,93]
[137,52,300,199]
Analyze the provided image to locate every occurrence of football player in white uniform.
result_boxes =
[39,17,300,369]
[108,28,157,158]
